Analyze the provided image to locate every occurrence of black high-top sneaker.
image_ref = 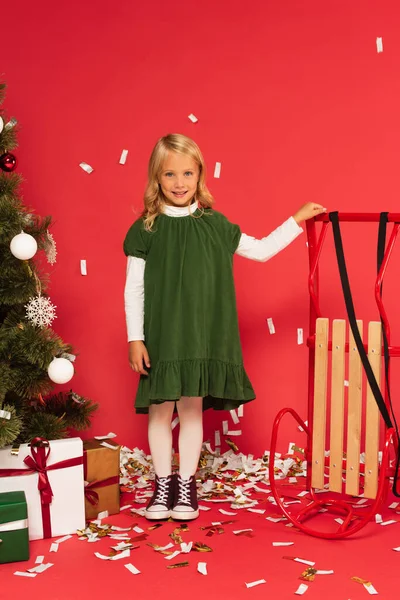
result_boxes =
[170,474,199,520]
[144,474,175,520]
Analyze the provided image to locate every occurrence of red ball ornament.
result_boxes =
[0,152,17,172]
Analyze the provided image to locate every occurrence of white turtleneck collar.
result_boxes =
[162,200,199,217]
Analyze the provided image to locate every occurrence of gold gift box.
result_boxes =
[83,439,120,520]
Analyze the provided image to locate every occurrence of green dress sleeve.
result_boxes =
[214,211,241,254]
[123,218,151,259]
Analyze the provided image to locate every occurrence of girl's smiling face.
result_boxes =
[159,152,199,207]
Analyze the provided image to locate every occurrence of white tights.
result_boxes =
[148,396,203,479]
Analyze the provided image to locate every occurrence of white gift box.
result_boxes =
[0,438,85,540]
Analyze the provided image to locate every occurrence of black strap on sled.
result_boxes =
[329,211,399,496]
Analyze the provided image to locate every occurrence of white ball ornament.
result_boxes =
[47,357,74,384]
[10,232,38,260]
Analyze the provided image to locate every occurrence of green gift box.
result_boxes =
[0,491,29,564]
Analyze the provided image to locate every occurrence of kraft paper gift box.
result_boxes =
[0,491,29,564]
[83,439,120,520]
[0,437,85,540]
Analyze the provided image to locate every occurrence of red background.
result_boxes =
[2,0,400,455]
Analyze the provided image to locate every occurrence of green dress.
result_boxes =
[123,207,256,413]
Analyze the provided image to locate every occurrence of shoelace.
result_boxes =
[154,476,171,505]
[177,477,191,505]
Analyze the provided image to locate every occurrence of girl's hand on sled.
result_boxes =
[293,202,326,224]
[129,341,151,376]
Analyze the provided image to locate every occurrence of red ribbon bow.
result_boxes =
[0,437,83,538]
[84,476,120,506]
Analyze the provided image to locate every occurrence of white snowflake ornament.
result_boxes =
[44,229,57,265]
[25,294,57,328]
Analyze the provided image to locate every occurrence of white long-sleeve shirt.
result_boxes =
[124,201,303,341]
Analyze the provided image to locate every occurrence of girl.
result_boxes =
[124,133,325,521]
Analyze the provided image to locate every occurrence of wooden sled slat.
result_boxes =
[311,318,329,490]
[329,319,346,492]
[345,320,363,496]
[364,321,382,499]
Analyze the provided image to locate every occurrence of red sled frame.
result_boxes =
[269,213,400,539]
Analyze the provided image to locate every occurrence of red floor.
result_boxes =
[2,485,400,600]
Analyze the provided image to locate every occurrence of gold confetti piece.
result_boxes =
[225,438,239,452]
[131,534,148,542]
[352,576,372,586]
[300,567,317,582]
[193,542,213,552]
[167,561,189,569]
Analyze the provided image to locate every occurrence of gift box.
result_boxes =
[0,437,85,540]
[83,439,120,520]
[0,491,29,564]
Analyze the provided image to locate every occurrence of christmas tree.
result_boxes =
[0,82,97,448]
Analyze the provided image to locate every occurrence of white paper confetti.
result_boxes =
[133,526,144,534]
[0,409,11,420]
[247,508,266,514]
[215,430,221,447]
[95,549,130,561]
[55,535,72,544]
[97,510,109,519]
[245,579,266,588]
[230,409,240,425]
[198,561,207,575]
[79,162,93,174]
[28,563,53,574]
[344,380,349,387]
[335,518,344,525]
[297,491,309,497]
[389,502,399,509]
[233,528,253,534]
[295,583,308,595]
[266,318,275,334]
[294,558,315,566]
[180,542,193,553]
[49,543,58,553]
[219,509,237,516]
[272,542,294,547]
[238,404,244,418]
[298,420,308,432]
[375,514,383,524]
[171,416,180,430]
[214,162,221,178]
[119,149,129,165]
[14,571,37,578]
[376,37,383,53]
[94,432,117,440]
[80,259,87,276]
[125,563,140,574]
[297,328,303,345]
[392,546,400,552]
[364,583,378,595]
[120,504,132,511]
[100,441,119,450]
[188,114,198,123]
[381,519,397,526]
[199,505,211,511]
[222,420,228,435]
[316,570,334,575]
[154,543,174,551]
[35,556,44,564]
[227,430,242,436]
[165,550,181,560]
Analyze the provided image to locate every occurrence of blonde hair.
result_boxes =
[142,133,214,231]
